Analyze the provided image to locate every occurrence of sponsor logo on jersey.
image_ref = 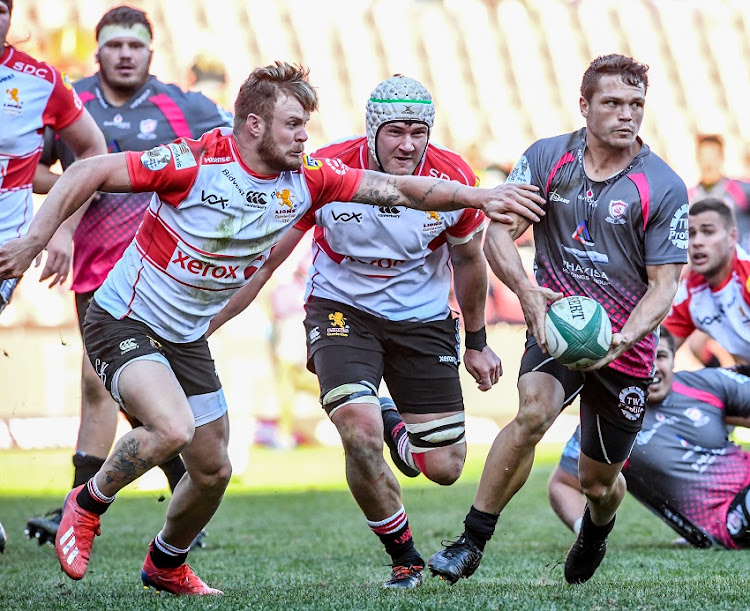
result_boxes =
[303,155,323,170]
[137,118,158,140]
[439,355,458,365]
[104,113,131,130]
[618,386,645,421]
[605,199,628,224]
[167,141,197,170]
[344,255,405,269]
[172,250,239,279]
[147,335,162,350]
[683,407,710,427]
[579,188,598,209]
[378,206,400,217]
[325,158,348,176]
[95,358,109,384]
[140,146,172,171]
[562,246,609,264]
[3,86,21,116]
[549,190,570,204]
[331,210,362,223]
[11,62,48,79]
[572,220,594,246]
[203,156,231,164]
[506,155,531,184]
[561,256,610,286]
[201,190,229,209]
[326,312,350,337]
[308,326,321,344]
[119,338,139,354]
[221,168,245,196]
[245,191,268,208]
[669,203,689,249]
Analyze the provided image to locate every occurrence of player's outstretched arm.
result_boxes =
[581,262,684,371]
[206,226,305,337]
[352,171,545,225]
[450,233,502,391]
[484,220,562,348]
[0,153,131,281]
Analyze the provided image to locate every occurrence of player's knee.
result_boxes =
[339,419,383,466]
[191,457,232,492]
[514,402,556,444]
[420,447,465,485]
[156,420,195,455]
[579,475,617,505]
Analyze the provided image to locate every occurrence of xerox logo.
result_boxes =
[172,251,239,279]
[201,190,229,209]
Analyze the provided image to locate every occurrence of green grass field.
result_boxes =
[0,446,747,610]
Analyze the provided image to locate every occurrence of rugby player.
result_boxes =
[429,54,688,585]
[208,75,502,588]
[0,62,544,594]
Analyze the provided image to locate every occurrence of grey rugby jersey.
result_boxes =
[507,128,688,377]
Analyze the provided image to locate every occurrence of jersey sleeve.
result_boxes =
[714,369,750,419]
[644,173,689,265]
[42,69,84,132]
[505,142,546,193]
[662,281,695,338]
[301,155,364,208]
[294,206,317,232]
[445,209,485,244]
[125,140,199,206]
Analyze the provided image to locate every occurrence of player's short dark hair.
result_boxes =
[95,6,153,41]
[580,54,649,100]
[657,326,675,354]
[689,197,735,227]
[696,133,724,150]
[233,61,318,131]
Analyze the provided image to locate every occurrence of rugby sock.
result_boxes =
[581,505,615,538]
[463,505,499,552]
[367,506,423,566]
[159,455,187,492]
[382,410,420,473]
[149,533,189,568]
[72,451,106,488]
[76,478,115,515]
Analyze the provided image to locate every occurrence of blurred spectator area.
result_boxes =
[8,0,750,182]
[6,0,750,330]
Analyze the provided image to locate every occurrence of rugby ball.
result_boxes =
[544,296,612,368]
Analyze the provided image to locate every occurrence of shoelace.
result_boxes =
[391,565,423,580]
[75,509,102,538]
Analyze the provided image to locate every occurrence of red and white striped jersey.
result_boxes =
[94,128,363,342]
[0,45,83,245]
[300,136,484,321]
[664,246,750,361]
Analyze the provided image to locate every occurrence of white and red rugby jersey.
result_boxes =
[664,246,750,361]
[299,136,484,321]
[0,46,83,245]
[94,128,363,341]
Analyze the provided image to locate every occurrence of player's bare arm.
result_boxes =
[483,218,562,349]
[450,232,502,391]
[353,171,546,224]
[37,110,108,287]
[582,262,683,371]
[0,153,131,280]
[207,226,306,337]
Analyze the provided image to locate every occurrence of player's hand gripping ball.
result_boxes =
[544,296,612,369]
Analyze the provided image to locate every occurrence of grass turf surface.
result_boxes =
[0,447,746,610]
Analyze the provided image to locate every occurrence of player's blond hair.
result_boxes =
[233,62,318,131]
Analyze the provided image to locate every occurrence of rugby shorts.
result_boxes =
[519,335,649,464]
[83,299,225,426]
[304,296,463,415]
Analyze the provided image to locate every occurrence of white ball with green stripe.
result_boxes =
[544,296,612,368]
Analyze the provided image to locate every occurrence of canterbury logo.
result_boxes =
[246,191,267,205]
[59,526,80,565]
[328,312,346,328]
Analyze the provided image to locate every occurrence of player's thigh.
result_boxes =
[83,300,192,428]
[382,315,462,415]
[517,338,582,427]
[579,368,649,465]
